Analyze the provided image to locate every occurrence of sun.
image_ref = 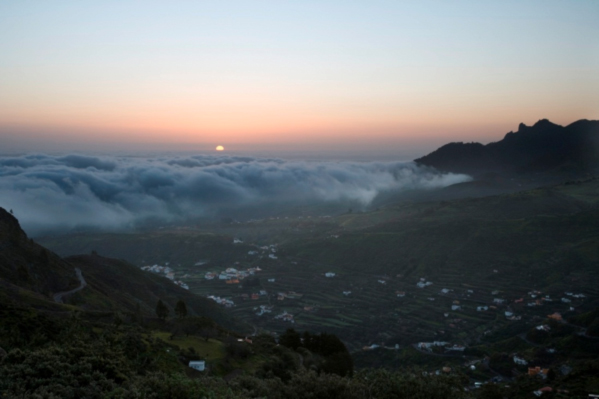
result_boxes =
[215,145,224,151]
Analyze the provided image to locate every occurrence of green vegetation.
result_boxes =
[156,299,169,320]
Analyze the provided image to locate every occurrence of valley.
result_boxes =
[38,177,599,378]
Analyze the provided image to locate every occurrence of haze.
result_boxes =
[1,1,598,154]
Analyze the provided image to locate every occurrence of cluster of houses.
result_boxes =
[207,295,234,308]
[239,290,268,301]
[140,264,189,290]
[245,243,279,260]
[274,311,294,323]
[204,266,262,283]
[255,304,273,316]
[417,341,466,352]
[174,280,189,290]
[417,278,433,288]
[141,264,174,279]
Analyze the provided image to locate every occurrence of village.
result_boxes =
[136,235,595,397]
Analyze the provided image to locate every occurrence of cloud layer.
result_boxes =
[0,154,471,235]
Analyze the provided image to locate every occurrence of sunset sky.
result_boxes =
[1,1,598,156]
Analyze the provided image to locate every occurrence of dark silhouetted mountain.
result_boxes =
[415,119,599,176]
[0,206,243,331]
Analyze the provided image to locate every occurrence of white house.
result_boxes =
[451,305,461,311]
[513,356,528,366]
[441,288,450,294]
[189,360,205,371]
[325,272,336,278]
[493,298,505,304]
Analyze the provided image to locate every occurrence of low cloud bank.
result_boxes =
[0,154,471,235]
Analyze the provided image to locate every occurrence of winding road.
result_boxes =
[53,268,87,303]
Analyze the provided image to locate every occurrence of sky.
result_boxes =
[1,1,598,157]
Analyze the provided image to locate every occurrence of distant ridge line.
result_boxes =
[414,119,599,176]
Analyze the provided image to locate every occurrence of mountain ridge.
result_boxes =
[415,119,599,176]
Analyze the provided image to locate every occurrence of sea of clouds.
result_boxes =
[0,154,471,235]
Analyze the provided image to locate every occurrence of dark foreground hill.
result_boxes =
[415,119,599,176]
[0,206,242,331]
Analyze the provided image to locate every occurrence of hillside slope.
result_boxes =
[64,254,245,331]
[0,206,244,332]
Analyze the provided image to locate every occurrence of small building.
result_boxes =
[547,312,562,321]
[513,356,528,365]
[325,272,336,278]
[528,366,549,378]
[533,387,553,397]
[189,360,205,371]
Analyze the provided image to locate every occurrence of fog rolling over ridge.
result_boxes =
[0,154,471,236]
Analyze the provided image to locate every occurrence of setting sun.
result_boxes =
[216,145,224,151]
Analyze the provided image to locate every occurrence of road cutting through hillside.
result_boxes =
[53,268,87,303]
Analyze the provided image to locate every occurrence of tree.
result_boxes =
[132,302,143,325]
[155,300,169,321]
[279,328,301,350]
[175,300,187,319]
